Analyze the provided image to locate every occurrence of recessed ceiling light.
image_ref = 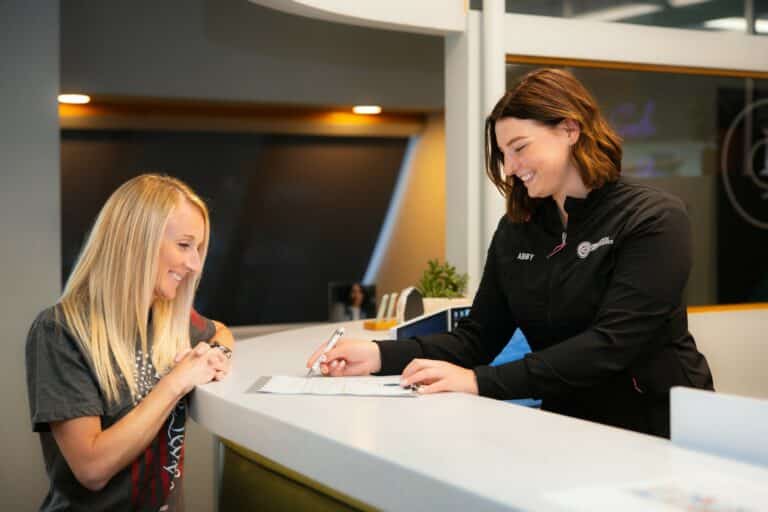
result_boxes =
[353,105,382,115]
[576,3,662,22]
[58,94,91,104]
[704,17,768,34]
[703,17,768,34]
[669,0,712,7]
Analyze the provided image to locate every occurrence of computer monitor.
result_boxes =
[391,305,472,340]
[450,305,471,327]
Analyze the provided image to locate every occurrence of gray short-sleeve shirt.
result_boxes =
[26,307,216,512]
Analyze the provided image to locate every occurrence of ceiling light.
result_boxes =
[58,94,91,104]
[669,0,712,7]
[576,3,662,22]
[353,105,382,115]
[703,17,768,34]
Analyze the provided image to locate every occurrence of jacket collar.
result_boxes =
[564,179,617,222]
[535,179,618,232]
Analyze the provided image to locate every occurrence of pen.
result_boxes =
[307,327,345,377]
[384,382,421,391]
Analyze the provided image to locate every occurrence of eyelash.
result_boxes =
[513,144,527,153]
[178,242,191,250]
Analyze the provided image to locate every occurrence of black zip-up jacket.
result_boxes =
[375,179,714,437]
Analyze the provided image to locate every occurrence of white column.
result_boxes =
[444,11,483,294]
[482,0,507,258]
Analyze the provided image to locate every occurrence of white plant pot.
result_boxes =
[421,297,472,316]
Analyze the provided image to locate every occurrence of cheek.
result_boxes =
[156,245,181,275]
[157,249,171,271]
[538,146,569,174]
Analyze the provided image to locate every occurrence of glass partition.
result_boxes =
[507,63,768,305]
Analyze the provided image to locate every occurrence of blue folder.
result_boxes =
[490,329,541,408]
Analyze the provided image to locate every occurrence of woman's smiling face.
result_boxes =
[494,116,581,203]
[154,198,205,302]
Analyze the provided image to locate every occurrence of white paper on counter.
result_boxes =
[248,375,417,397]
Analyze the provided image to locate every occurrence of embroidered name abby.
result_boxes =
[577,236,614,259]
[517,252,535,261]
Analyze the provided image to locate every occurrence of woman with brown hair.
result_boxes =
[307,68,713,438]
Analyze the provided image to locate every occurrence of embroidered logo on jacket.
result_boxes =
[517,252,535,261]
[576,236,614,259]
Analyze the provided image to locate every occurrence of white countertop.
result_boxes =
[190,321,768,511]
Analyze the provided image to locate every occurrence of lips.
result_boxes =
[169,271,184,282]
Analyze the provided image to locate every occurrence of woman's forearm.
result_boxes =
[52,374,185,491]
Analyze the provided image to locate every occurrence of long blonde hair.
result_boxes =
[59,174,210,404]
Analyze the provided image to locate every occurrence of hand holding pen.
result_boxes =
[305,331,382,377]
[306,327,345,376]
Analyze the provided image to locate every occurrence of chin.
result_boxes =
[155,285,178,301]
[525,186,542,198]
[526,182,552,199]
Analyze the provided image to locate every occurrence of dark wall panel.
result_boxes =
[61,130,406,325]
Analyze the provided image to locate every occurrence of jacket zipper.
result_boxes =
[546,231,567,327]
[547,232,567,258]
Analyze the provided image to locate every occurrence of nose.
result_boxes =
[186,248,202,273]
[503,153,519,177]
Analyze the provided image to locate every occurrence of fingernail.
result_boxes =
[330,360,338,368]
[319,355,327,363]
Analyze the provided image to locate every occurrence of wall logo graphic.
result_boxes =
[721,98,768,230]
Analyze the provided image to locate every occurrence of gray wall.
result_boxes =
[0,2,60,508]
[61,0,444,110]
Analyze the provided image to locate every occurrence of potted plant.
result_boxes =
[416,259,471,314]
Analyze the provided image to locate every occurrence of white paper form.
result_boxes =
[545,472,768,512]
[248,375,417,397]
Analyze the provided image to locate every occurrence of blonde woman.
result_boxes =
[26,174,234,511]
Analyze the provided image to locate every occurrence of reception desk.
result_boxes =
[190,321,768,511]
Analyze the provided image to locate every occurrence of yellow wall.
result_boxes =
[374,114,446,301]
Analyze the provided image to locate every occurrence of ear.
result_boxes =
[560,118,580,145]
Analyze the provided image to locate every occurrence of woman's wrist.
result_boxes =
[207,340,232,359]
[159,368,189,400]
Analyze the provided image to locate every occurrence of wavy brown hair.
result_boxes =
[485,68,622,222]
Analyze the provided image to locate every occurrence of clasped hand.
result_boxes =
[169,342,231,395]
[305,338,478,395]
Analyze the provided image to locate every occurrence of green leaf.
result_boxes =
[416,258,469,298]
